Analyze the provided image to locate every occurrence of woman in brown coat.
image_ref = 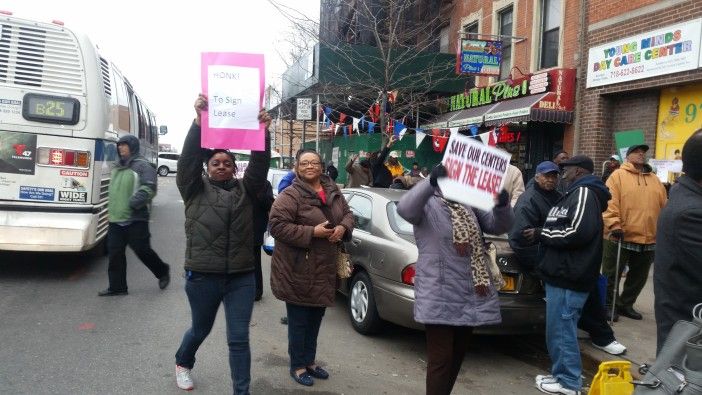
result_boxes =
[269,149,354,387]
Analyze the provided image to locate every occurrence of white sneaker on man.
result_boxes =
[536,379,581,395]
[535,374,557,385]
[592,340,627,355]
[176,365,194,391]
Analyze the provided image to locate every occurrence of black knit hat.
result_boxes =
[559,155,594,173]
[682,130,702,181]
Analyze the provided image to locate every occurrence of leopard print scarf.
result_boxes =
[441,198,491,297]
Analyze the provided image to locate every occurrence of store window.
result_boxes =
[540,0,561,69]
[439,25,450,53]
[498,7,513,80]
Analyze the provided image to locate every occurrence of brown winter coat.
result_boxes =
[269,175,354,307]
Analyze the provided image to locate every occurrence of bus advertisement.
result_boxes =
[0,13,162,252]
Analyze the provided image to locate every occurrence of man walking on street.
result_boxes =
[654,129,702,354]
[99,135,170,296]
[602,144,667,321]
[523,155,611,395]
[510,161,626,357]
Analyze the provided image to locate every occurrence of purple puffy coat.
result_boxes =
[396,179,514,327]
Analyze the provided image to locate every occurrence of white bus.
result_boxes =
[0,13,162,252]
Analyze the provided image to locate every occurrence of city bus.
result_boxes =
[0,12,161,252]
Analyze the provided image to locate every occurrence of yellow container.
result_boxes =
[588,361,634,395]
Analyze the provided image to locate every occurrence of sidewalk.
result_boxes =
[579,270,657,380]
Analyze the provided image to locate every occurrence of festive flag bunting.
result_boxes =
[353,117,361,135]
[347,125,353,137]
[449,127,459,135]
[479,131,490,145]
[333,123,340,135]
[367,121,376,134]
[469,125,479,136]
[339,113,347,123]
[393,120,407,140]
[432,129,449,153]
[416,130,426,148]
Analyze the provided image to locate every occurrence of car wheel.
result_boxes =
[348,271,383,335]
[158,166,169,176]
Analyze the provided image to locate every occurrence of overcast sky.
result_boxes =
[2,0,319,151]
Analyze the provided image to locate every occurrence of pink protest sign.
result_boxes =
[201,52,265,150]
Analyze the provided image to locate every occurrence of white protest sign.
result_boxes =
[437,133,512,211]
[649,159,683,183]
[207,65,260,130]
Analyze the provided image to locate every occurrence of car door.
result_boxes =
[344,193,374,273]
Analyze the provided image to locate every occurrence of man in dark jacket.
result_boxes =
[370,135,397,187]
[325,161,338,182]
[654,129,702,354]
[509,161,562,270]
[99,134,170,296]
[511,161,626,357]
[524,155,611,395]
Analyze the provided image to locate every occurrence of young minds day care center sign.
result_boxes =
[586,19,702,88]
[437,133,512,211]
[201,52,265,150]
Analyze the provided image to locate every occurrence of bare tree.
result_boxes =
[269,0,460,145]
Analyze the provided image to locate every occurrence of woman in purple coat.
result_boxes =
[396,165,513,395]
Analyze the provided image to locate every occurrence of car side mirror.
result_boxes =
[159,125,168,135]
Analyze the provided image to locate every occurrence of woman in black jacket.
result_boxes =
[174,94,271,394]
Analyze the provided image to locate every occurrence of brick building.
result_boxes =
[579,0,702,178]
[433,0,582,180]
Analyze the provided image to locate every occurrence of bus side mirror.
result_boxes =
[159,125,168,135]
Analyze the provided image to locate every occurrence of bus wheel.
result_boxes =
[158,166,169,176]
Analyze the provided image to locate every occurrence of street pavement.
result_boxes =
[0,175,661,394]
[578,269,658,381]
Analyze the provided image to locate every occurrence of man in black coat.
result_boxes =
[524,155,612,395]
[511,161,626,357]
[654,129,702,354]
[370,135,397,188]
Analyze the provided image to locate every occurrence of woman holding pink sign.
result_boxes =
[174,94,271,394]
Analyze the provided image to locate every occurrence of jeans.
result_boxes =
[286,303,325,371]
[425,324,474,395]
[577,281,615,347]
[601,240,654,309]
[545,283,589,391]
[107,222,169,291]
[175,271,255,395]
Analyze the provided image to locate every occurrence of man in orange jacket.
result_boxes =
[602,144,667,321]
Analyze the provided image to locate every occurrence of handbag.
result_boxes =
[320,204,352,279]
[336,243,352,279]
[633,303,702,394]
[484,241,506,290]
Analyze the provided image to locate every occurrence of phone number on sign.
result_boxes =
[610,65,645,78]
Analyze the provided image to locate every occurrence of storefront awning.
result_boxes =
[421,111,455,129]
[446,103,498,128]
[483,93,574,126]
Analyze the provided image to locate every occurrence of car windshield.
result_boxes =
[387,201,413,236]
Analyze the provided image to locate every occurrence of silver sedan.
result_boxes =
[339,187,545,335]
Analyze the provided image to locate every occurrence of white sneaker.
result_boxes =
[536,379,581,395]
[592,340,627,355]
[535,374,557,385]
[176,365,194,391]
